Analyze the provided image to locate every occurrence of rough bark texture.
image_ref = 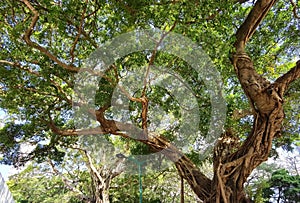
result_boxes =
[211,55,286,203]
[208,0,300,202]
[209,60,300,203]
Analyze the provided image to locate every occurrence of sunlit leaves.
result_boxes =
[262,169,300,202]
[0,0,299,201]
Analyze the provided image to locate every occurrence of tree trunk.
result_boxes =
[211,111,284,203]
[202,0,294,201]
[80,147,124,203]
[206,54,286,203]
[90,174,114,203]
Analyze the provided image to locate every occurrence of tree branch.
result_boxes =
[234,0,277,53]
[70,0,89,63]
[48,118,106,136]
[290,0,300,19]
[232,1,282,115]
[274,60,300,95]
[20,0,79,72]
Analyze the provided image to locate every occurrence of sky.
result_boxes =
[0,109,11,181]
[0,108,30,181]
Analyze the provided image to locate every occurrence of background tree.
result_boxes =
[0,0,299,202]
[8,159,209,202]
[244,163,279,202]
[7,163,86,203]
[7,145,125,203]
[262,169,300,203]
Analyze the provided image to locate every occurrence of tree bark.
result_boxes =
[143,134,213,200]
[211,55,286,202]
[73,147,124,203]
[207,0,300,202]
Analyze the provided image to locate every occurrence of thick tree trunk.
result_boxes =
[204,1,285,201]
[209,55,285,203]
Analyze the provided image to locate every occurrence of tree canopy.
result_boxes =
[0,0,299,202]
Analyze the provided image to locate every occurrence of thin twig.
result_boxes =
[142,21,177,96]
[290,0,300,19]
[70,0,89,63]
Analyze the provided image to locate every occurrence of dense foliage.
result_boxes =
[0,0,299,202]
[262,169,300,203]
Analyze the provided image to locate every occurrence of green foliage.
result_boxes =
[245,163,278,203]
[0,0,299,202]
[246,163,300,203]
[7,149,95,203]
[262,169,300,203]
[7,164,84,203]
[1,0,299,166]
[110,167,200,202]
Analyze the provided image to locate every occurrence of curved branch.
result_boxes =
[48,118,105,136]
[234,0,277,53]
[232,1,283,115]
[53,127,106,136]
[290,0,300,19]
[274,60,300,95]
[70,0,89,62]
[20,0,79,72]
